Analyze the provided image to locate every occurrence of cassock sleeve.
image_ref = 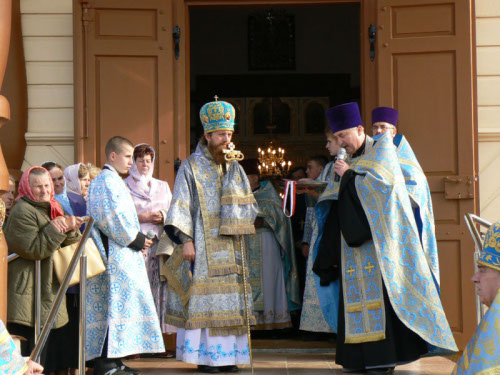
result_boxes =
[313,169,372,286]
[337,169,372,247]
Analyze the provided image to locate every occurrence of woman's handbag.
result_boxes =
[52,238,106,287]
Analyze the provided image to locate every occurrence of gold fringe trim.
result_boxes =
[208,264,239,277]
[209,327,248,336]
[345,332,386,344]
[219,224,256,235]
[221,194,256,205]
[186,316,256,330]
[164,314,186,328]
[190,283,246,296]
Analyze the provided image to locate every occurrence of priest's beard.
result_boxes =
[208,141,229,165]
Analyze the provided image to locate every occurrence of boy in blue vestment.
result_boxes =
[86,136,164,375]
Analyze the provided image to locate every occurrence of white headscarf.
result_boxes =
[64,163,84,195]
[127,143,155,195]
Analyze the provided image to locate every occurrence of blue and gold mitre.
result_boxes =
[199,97,235,134]
[478,222,500,271]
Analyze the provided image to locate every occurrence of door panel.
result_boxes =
[79,0,175,184]
[377,0,476,349]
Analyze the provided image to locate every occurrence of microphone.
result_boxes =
[146,230,155,241]
[334,148,347,182]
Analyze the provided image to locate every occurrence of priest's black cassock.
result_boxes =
[313,142,428,371]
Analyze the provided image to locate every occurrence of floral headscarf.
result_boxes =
[16,166,65,219]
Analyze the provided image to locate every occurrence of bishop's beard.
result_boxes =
[208,142,228,165]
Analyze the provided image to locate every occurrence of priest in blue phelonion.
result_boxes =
[164,97,259,374]
[241,159,301,331]
[311,102,457,373]
[371,106,440,290]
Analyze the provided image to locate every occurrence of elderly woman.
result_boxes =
[124,143,176,338]
[86,162,101,182]
[4,167,83,375]
[42,162,86,219]
[0,174,16,221]
[65,163,90,200]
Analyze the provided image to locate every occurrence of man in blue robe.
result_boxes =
[371,107,440,287]
[453,222,500,374]
[241,159,300,331]
[312,102,457,373]
[300,127,340,334]
[87,136,164,375]
[164,99,259,373]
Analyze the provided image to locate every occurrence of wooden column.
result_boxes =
[0,0,12,323]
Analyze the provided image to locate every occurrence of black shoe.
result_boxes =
[197,365,222,373]
[116,359,141,375]
[120,365,141,375]
[221,365,238,372]
[94,358,120,375]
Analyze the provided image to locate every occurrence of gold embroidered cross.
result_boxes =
[364,262,375,273]
[346,265,356,277]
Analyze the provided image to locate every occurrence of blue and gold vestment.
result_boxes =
[394,135,440,288]
[0,319,27,375]
[165,143,259,335]
[453,289,500,374]
[245,181,301,315]
[313,133,457,352]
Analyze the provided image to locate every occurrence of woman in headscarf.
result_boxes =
[42,162,86,218]
[42,162,87,375]
[64,163,91,200]
[4,167,84,375]
[124,144,177,341]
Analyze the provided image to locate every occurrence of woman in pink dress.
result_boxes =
[124,144,177,338]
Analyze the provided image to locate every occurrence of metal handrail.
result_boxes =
[7,253,19,262]
[8,253,41,362]
[29,218,94,369]
[464,213,492,324]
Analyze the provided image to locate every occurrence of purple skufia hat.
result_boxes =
[326,102,362,134]
[372,106,398,127]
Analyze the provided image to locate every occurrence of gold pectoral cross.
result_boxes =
[223,142,244,162]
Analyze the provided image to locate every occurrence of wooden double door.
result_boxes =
[74,0,477,349]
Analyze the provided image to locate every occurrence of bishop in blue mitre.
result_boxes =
[164,98,259,373]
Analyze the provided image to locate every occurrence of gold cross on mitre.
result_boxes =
[214,95,219,101]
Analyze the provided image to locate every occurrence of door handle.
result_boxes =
[173,26,181,60]
[368,24,376,62]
